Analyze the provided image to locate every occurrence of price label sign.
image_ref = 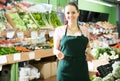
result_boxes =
[39,31,46,38]
[0,55,7,64]
[31,31,38,39]
[13,53,21,61]
[6,31,15,39]
[17,32,24,38]
[49,31,54,37]
[28,52,35,59]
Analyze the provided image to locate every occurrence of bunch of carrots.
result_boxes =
[15,46,31,52]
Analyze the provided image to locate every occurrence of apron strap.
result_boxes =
[65,25,68,36]
[77,24,83,35]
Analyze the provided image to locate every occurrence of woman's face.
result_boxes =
[64,5,79,24]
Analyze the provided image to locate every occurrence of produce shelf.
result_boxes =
[0,48,54,66]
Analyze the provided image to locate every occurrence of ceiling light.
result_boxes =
[86,0,114,7]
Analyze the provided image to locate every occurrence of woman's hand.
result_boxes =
[85,43,94,61]
[56,52,65,60]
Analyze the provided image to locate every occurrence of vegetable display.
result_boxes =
[6,11,27,30]
[91,47,119,60]
[31,11,63,28]
[102,73,114,81]
[0,47,18,55]
[0,11,13,30]
[18,12,38,30]
[31,12,46,27]
[92,61,120,81]
[49,11,63,27]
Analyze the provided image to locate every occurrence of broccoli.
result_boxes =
[102,73,114,81]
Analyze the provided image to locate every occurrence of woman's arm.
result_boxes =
[82,26,94,61]
[86,43,94,61]
[53,27,64,60]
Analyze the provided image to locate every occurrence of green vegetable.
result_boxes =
[31,13,45,27]
[102,73,114,81]
[16,63,19,81]
[7,12,27,30]
[0,47,18,55]
[18,12,38,30]
[10,64,16,81]
[93,76,102,81]
[91,47,119,59]
[50,11,63,27]
[42,11,51,27]
[90,75,96,81]
[10,63,19,81]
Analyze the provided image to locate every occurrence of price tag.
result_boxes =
[39,31,46,38]
[31,31,38,39]
[49,31,54,37]
[0,55,7,64]
[17,32,24,38]
[28,52,35,59]
[6,31,15,38]
[38,31,46,43]
[13,53,21,61]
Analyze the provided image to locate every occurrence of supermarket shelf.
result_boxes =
[0,49,54,66]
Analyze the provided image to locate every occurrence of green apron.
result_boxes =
[56,26,90,81]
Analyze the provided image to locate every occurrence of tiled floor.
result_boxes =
[38,76,56,81]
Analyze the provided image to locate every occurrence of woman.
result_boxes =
[53,2,94,81]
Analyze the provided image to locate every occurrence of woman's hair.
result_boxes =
[65,2,79,11]
[64,2,79,25]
